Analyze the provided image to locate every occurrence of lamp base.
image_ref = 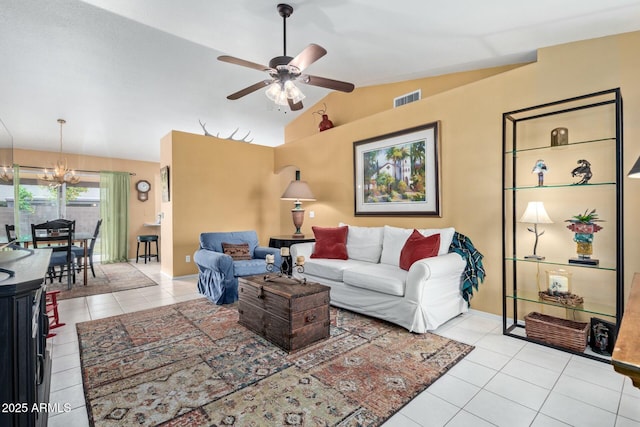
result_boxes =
[291,209,305,240]
[524,255,545,260]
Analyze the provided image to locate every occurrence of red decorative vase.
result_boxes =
[319,114,333,132]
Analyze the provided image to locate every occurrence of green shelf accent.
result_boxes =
[505,289,616,319]
[504,137,615,155]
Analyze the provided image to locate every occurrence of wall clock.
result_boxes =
[136,180,151,201]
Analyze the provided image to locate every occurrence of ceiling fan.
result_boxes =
[218,3,355,111]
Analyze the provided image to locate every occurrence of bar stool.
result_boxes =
[136,235,159,263]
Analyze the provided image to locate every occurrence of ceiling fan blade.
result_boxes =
[288,44,327,72]
[288,98,303,111]
[300,75,355,93]
[218,55,271,72]
[227,81,271,100]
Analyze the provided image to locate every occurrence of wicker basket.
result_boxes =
[524,312,589,352]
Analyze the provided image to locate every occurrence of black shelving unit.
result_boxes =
[502,88,623,362]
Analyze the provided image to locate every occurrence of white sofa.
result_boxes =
[290,225,468,333]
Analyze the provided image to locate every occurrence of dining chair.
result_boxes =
[31,219,76,288]
[4,224,18,245]
[72,219,102,278]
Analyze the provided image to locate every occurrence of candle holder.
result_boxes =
[264,254,306,284]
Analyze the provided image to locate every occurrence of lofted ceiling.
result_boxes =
[1,0,640,162]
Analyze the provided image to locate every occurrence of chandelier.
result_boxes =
[0,167,11,182]
[40,119,80,187]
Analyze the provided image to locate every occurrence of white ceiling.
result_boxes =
[1,0,640,162]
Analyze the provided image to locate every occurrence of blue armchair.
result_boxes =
[194,230,281,304]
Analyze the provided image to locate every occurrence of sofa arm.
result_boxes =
[254,246,282,265]
[405,252,466,301]
[290,242,315,260]
[193,248,233,273]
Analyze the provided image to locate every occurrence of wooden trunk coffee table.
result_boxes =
[238,275,330,352]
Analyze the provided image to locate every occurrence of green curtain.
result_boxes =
[100,171,130,263]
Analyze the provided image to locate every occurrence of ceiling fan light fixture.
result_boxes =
[265,81,305,106]
[265,82,288,106]
[284,80,305,103]
[265,82,282,101]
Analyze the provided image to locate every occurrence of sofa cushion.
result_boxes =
[303,258,372,282]
[339,223,384,263]
[311,226,348,260]
[232,259,269,277]
[222,242,251,260]
[343,263,407,297]
[380,225,455,266]
[399,230,440,270]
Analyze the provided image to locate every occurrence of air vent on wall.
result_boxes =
[393,89,421,108]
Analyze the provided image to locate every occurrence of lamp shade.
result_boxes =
[628,155,640,178]
[519,201,553,224]
[281,180,316,201]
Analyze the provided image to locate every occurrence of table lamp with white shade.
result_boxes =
[519,201,553,260]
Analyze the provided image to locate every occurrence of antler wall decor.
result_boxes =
[198,120,253,143]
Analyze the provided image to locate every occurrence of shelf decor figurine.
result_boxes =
[550,127,568,147]
[570,159,593,184]
[313,103,334,132]
[532,159,548,186]
[566,208,603,266]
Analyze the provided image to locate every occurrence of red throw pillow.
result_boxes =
[399,229,440,270]
[311,226,349,260]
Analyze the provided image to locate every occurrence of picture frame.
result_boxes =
[589,317,617,356]
[353,121,441,216]
[160,165,170,202]
[546,269,572,294]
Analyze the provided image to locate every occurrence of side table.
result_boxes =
[269,235,315,275]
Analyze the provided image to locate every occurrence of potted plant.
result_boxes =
[565,209,603,265]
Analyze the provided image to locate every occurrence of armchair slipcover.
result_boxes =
[194,230,281,304]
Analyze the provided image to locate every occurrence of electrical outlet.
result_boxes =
[309,210,315,218]
[185,255,191,263]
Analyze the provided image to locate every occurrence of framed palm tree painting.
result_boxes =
[353,121,441,216]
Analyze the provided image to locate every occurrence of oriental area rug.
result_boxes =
[49,262,158,300]
[76,299,473,427]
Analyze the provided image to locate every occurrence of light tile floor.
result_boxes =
[46,263,640,427]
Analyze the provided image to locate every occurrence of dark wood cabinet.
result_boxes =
[238,275,330,352]
[0,249,52,427]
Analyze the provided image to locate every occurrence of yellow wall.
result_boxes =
[285,63,528,143]
[160,131,282,277]
[274,31,640,316]
[13,148,160,258]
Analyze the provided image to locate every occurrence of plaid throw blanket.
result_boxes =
[449,232,485,306]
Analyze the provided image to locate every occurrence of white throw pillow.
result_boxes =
[380,225,456,266]
[418,227,455,256]
[380,226,413,266]
[339,223,384,263]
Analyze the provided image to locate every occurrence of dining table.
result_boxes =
[16,232,93,285]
